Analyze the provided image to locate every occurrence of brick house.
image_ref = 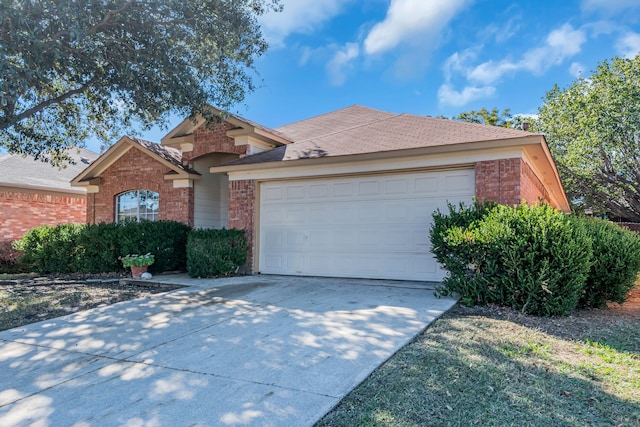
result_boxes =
[72,105,569,281]
[0,148,99,260]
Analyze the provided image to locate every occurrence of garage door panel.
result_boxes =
[259,169,474,281]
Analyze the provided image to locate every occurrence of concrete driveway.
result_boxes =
[0,275,457,426]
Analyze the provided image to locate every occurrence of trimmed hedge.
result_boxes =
[431,202,640,316]
[14,221,191,274]
[577,217,640,308]
[187,229,248,277]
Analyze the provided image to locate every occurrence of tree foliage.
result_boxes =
[455,107,512,127]
[453,106,534,130]
[535,55,640,221]
[0,0,280,164]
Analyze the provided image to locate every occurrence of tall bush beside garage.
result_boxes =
[187,229,248,277]
[431,203,593,316]
[577,218,640,308]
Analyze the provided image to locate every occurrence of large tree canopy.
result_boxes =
[0,0,279,164]
[535,55,640,221]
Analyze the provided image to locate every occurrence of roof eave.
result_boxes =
[210,134,541,173]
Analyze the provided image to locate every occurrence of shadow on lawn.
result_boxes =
[318,311,640,427]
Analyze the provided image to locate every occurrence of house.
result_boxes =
[72,105,569,281]
[0,148,99,258]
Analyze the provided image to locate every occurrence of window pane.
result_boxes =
[116,190,159,223]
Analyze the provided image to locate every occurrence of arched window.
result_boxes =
[116,190,159,223]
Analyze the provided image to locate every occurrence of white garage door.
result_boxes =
[258,168,474,281]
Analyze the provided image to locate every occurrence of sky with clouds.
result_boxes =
[91,0,640,149]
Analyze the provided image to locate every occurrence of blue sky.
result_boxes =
[89,0,640,152]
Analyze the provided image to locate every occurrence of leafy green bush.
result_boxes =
[116,220,191,273]
[15,221,191,274]
[431,202,593,316]
[187,229,248,277]
[578,218,640,308]
[14,224,84,273]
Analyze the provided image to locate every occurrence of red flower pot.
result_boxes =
[130,265,148,279]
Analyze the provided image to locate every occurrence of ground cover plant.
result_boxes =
[317,286,640,427]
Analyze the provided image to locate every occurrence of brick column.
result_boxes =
[228,179,256,272]
[475,158,521,206]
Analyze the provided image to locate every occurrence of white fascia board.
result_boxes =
[226,146,523,182]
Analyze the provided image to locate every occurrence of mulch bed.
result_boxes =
[0,275,184,332]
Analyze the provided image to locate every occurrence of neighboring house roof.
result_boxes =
[0,148,99,194]
[224,105,534,166]
[71,136,200,187]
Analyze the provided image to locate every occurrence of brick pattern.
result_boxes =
[87,146,193,225]
[475,158,521,206]
[228,179,256,272]
[476,158,558,208]
[520,160,549,205]
[0,189,86,243]
[182,122,248,164]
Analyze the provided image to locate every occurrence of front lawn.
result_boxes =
[317,286,640,426]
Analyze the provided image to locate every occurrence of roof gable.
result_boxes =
[71,136,198,186]
[161,106,291,148]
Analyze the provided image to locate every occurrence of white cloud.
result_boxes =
[582,0,640,14]
[616,32,640,58]
[437,83,495,107]
[569,61,585,77]
[363,0,469,56]
[326,43,360,86]
[467,24,587,84]
[260,0,351,48]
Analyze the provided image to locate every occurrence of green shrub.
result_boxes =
[116,220,191,273]
[431,203,593,316]
[14,221,191,274]
[75,222,122,273]
[578,218,640,308]
[14,224,84,273]
[187,229,248,277]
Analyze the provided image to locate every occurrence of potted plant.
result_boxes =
[121,253,155,278]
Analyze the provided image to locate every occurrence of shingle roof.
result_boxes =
[129,137,198,174]
[0,147,100,192]
[224,105,532,166]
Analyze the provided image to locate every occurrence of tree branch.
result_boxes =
[0,79,95,130]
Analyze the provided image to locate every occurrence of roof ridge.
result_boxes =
[275,104,387,130]
[289,108,403,144]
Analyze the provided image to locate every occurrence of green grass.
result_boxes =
[316,306,640,427]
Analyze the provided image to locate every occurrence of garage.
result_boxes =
[258,168,475,281]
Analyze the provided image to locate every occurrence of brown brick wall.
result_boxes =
[520,159,550,206]
[228,179,256,272]
[182,122,247,164]
[476,158,558,208]
[87,146,193,225]
[475,158,521,206]
[0,188,86,244]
